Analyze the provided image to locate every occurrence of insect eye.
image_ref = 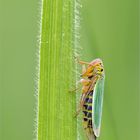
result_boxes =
[101,69,103,72]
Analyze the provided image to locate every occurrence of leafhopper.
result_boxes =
[77,58,105,140]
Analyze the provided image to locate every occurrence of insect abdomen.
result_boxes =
[83,91,93,129]
[82,91,96,140]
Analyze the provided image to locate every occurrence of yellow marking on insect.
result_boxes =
[84,110,92,113]
[87,102,92,105]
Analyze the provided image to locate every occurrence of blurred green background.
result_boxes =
[0,0,38,140]
[0,0,139,140]
[81,0,139,140]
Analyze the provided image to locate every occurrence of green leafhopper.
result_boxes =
[77,58,105,140]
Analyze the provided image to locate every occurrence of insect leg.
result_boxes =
[75,79,92,116]
[75,56,91,65]
[82,64,86,75]
[75,93,87,117]
[81,76,98,108]
[69,80,82,93]
[78,60,91,65]
[69,87,80,93]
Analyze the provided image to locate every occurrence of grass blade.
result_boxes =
[37,0,78,140]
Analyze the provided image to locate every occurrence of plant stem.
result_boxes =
[37,0,77,140]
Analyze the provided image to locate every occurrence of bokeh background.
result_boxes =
[0,0,139,140]
[0,0,38,140]
[81,0,139,140]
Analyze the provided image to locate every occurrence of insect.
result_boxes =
[76,58,105,140]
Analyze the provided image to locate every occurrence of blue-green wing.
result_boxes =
[92,76,105,137]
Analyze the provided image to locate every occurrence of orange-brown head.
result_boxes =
[82,58,104,78]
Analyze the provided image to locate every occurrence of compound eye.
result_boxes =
[101,68,103,72]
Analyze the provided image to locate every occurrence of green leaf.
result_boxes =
[37,0,78,140]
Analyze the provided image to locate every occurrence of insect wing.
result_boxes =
[92,76,105,137]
